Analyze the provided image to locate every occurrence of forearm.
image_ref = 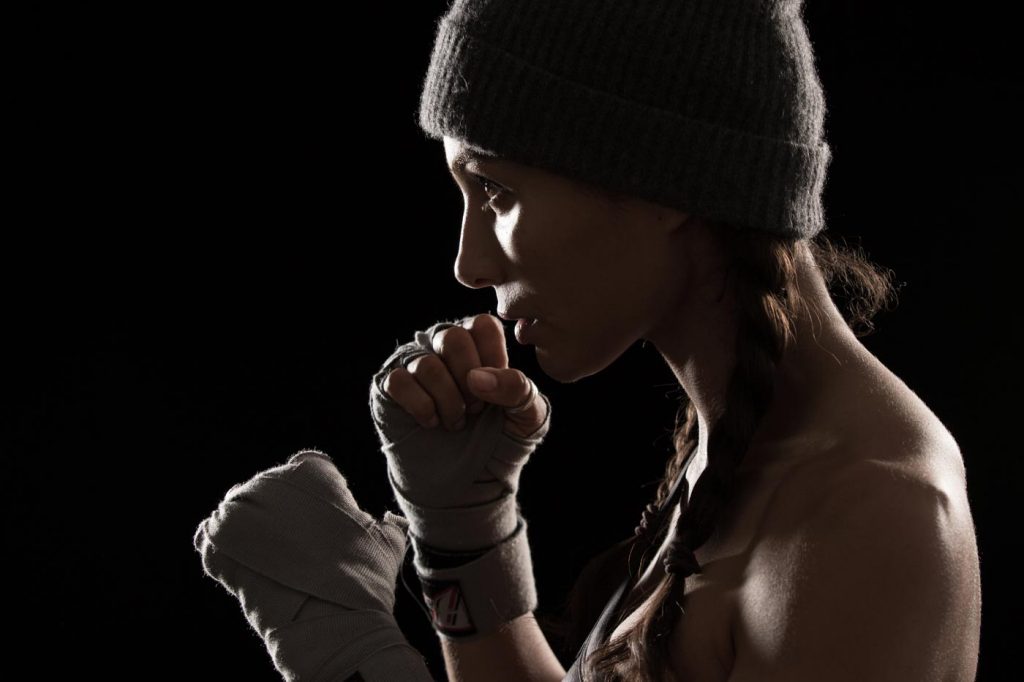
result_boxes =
[440,612,567,682]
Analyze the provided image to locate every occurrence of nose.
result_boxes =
[453,210,502,289]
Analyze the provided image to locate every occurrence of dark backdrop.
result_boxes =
[8,2,1018,679]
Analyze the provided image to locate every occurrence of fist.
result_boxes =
[380,313,549,441]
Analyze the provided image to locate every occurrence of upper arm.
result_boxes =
[727,461,981,682]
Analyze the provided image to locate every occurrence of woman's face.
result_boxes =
[443,136,701,383]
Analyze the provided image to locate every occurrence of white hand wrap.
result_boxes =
[193,449,435,681]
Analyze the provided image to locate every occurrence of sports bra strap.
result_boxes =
[561,444,700,680]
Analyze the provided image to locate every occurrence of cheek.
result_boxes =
[605,247,674,322]
[528,212,639,312]
[557,229,632,292]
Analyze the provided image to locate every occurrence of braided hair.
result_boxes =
[537,225,900,681]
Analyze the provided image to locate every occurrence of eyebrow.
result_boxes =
[447,148,499,177]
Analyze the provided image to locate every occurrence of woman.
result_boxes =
[194,1,981,680]
[390,0,982,680]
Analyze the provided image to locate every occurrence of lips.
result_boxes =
[497,309,530,322]
[515,317,539,344]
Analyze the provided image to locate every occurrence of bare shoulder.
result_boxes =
[730,412,982,681]
[799,419,972,533]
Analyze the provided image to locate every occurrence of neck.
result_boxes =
[649,242,869,475]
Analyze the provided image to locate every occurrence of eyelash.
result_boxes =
[470,173,505,212]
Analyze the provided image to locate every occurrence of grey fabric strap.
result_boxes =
[408,511,539,641]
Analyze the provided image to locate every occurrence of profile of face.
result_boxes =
[443,136,720,384]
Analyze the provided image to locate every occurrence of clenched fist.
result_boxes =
[368,313,553,554]
[379,313,549,440]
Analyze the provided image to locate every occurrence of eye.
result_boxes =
[469,172,506,212]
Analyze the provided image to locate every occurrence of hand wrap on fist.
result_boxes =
[193,449,435,681]
[368,315,553,640]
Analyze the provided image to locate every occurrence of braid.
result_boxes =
[624,400,701,582]
[534,227,899,681]
[584,226,805,681]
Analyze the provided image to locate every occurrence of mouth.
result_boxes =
[497,306,537,321]
[514,318,540,344]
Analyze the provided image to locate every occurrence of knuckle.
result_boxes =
[432,323,465,345]
[461,313,487,330]
[382,367,410,396]
[514,371,530,394]
[463,314,502,340]
[408,353,447,379]
[383,372,417,408]
[435,326,474,356]
[393,386,434,424]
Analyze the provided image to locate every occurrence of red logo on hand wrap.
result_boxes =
[420,577,477,636]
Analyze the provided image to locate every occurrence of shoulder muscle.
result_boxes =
[728,459,981,681]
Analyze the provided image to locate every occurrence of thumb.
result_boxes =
[468,367,550,441]
[468,367,532,408]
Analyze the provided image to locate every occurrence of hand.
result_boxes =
[382,313,549,441]
[193,449,434,681]
[367,313,553,553]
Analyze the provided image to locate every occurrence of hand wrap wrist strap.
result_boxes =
[405,512,538,642]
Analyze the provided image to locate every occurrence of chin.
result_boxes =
[535,345,615,385]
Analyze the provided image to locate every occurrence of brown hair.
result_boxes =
[536,224,901,680]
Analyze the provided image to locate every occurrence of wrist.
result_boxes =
[410,516,523,569]
[390,470,521,552]
[409,513,538,640]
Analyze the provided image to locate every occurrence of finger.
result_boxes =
[461,313,509,369]
[431,324,483,418]
[381,366,441,429]
[405,353,467,431]
[461,314,509,414]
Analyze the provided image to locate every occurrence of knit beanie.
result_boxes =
[416,0,832,239]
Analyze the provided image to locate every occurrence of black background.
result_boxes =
[7,2,1019,679]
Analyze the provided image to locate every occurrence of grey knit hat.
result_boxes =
[416,0,832,239]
